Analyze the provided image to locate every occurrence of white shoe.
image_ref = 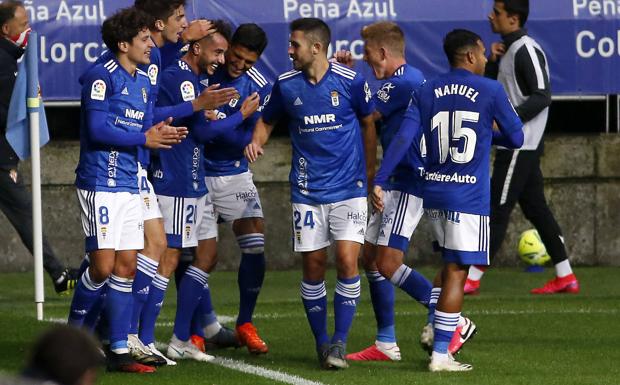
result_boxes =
[429,355,473,372]
[148,343,177,366]
[375,341,401,361]
[166,335,215,362]
[420,323,434,354]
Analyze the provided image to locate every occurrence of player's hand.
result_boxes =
[492,120,499,131]
[330,50,355,68]
[489,42,506,62]
[205,110,218,121]
[244,141,264,163]
[371,185,385,212]
[193,84,240,111]
[182,19,215,43]
[240,92,260,120]
[144,118,186,149]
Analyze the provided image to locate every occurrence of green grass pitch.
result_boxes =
[1,267,619,385]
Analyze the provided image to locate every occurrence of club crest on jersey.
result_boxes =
[180,81,195,101]
[185,225,191,239]
[142,88,148,103]
[330,91,339,107]
[229,98,239,108]
[90,79,106,101]
[147,64,158,86]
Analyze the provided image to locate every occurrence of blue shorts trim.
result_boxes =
[166,234,183,249]
[441,248,490,266]
[387,233,409,253]
[85,236,99,253]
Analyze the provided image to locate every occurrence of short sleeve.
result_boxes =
[350,73,375,117]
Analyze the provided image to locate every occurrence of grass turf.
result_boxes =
[1,267,619,385]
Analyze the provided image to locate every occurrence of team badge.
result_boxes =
[100,226,107,239]
[143,196,150,210]
[147,64,158,86]
[90,79,106,101]
[180,81,195,102]
[229,98,239,108]
[296,231,301,242]
[107,178,116,187]
[330,91,339,107]
[142,88,148,103]
[185,225,191,239]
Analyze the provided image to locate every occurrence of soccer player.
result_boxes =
[245,18,376,369]
[151,20,250,362]
[191,23,270,354]
[373,29,523,371]
[464,0,580,295]
[68,7,186,373]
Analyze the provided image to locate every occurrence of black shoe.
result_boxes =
[106,351,156,373]
[317,343,332,369]
[204,326,242,350]
[326,341,349,369]
[54,268,79,294]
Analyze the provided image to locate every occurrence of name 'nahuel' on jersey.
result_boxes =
[203,66,272,176]
[374,64,426,197]
[415,68,522,215]
[75,57,152,193]
[262,62,374,204]
[151,59,207,198]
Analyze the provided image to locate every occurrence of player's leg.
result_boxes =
[295,203,331,368]
[465,149,523,294]
[166,195,214,362]
[327,197,366,369]
[519,152,579,294]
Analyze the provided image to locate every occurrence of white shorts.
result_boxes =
[198,193,218,241]
[158,194,215,248]
[138,163,162,221]
[77,189,144,252]
[205,171,264,222]
[425,209,490,266]
[366,190,423,252]
[292,197,367,252]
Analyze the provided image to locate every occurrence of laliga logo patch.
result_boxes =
[142,88,148,103]
[147,64,158,86]
[91,79,106,101]
[330,91,339,107]
[180,81,195,102]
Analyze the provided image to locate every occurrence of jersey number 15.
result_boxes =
[431,110,479,164]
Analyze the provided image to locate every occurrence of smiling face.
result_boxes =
[226,44,259,78]
[160,5,188,44]
[197,32,228,75]
[363,39,389,80]
[126,28,155,66]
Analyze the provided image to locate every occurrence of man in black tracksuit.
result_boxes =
[0,1,77,293]
[464,0,580,294]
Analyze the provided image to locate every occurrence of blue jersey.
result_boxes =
[414,68,522,215]
[203,66,272,176]
[75,58,152,193]
[262,63,374,204]
[151,59,207,198]
[374,64,426,196]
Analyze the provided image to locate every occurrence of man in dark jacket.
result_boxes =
[0,1,77,293]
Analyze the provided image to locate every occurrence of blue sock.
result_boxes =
[139,273,168,345]
[68,268,106,326]
[390,264,432,305]
[106,275,134,353]
[301,280,329,348]
[83,285,107,331]
[366,270,396,343]
[173,266,208,341]
[190,283,216,338]
[130,253,158,335]
[427,287,442,325]
[190,308,205,338]
[433,310,460,354]
[332,276,361,344]
[236,233,265,325]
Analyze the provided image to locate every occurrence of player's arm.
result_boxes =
[361,114,377,190]
[492,85,524,149]
[194,93,260,143]
[153,83,239,123]
[245,82,282,162]
[513,45,552,122]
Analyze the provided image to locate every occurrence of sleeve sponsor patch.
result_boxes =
[90,79,106,101]
[364,81,372,103]
[180,81,195,102]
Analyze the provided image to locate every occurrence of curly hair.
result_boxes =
[101,7,155,53]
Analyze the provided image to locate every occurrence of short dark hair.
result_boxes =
[0,1,23,31]
[443,29,482,67]
[134,0,185,23]
[497,0,529,26]
[191,18,232,49]
[101,7,154,53]
[23,325,103,385]
[232,23,268,55]
[290,17,331,52]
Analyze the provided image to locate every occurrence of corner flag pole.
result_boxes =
[27,32,45,321]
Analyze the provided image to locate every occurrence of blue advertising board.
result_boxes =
[14,0,620,100]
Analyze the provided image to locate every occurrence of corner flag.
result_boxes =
[6,31,49,160]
